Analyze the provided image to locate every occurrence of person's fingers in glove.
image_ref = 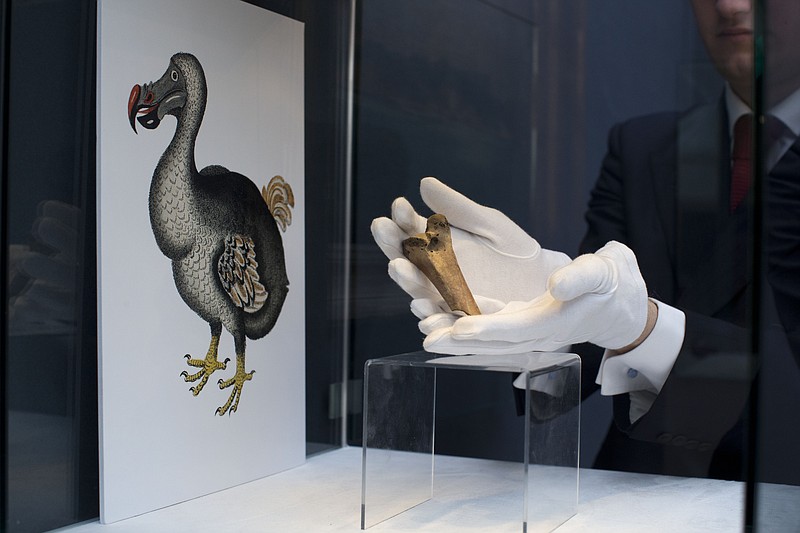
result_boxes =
[371,216,410,262]
[419,178,570,301]
[423,326,535,356]
[387,257,439,301]
[419,177,539,255]
[416,295,506,333]
[371,196,429,261]
[371,177,571,305]
[391,196,427,235]
[372,198,440,300]
[410,298,443,320]
[423,241,649,355]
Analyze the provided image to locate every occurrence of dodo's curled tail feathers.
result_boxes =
[261,175,295,232]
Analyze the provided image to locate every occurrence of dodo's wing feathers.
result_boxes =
[217,234,268,313]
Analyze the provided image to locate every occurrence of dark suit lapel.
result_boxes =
[765,138,800,342]
[673,101,751,315]
[649,140,678,270]
[678,211,750,315]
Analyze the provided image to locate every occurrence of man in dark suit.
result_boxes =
[372,0,800,480]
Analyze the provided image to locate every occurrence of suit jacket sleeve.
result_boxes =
[579,112,753,452]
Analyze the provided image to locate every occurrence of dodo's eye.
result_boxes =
[171,70,178,82]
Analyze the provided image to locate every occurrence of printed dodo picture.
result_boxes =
[128,52,294,416]
[98,0,305,522]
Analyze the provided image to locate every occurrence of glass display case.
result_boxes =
[2,0,799,531]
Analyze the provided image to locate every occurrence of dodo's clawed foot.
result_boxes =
[215,356,254,415]
[180,335,229,396]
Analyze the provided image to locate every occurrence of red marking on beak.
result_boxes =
[128,84,141,117]
[128,84,141,132]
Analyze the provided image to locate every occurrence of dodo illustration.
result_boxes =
[128,52,294,415]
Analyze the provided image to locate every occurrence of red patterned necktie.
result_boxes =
[730,114,753,211]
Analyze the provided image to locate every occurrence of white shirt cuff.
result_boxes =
[595,299,686,396]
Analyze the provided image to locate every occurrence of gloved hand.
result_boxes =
[422,241,650,355]
[371,177,570,314]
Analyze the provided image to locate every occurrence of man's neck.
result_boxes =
[729,81,753,108]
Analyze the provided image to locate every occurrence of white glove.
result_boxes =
[423,241,649,355]
[371,177,570,313]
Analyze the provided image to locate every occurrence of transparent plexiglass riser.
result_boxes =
[361,351,580,532]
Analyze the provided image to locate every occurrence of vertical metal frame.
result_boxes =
[340,0,357,447]
[1,0,11,526]
[746,0,765,529]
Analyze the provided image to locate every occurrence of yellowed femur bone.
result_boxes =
[402,214,480,316]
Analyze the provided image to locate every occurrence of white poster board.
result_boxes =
[97,0,305,523]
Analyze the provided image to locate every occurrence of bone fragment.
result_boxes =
[402,214,480,316]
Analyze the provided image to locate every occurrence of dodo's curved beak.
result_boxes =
[128,84,141,133]
[128,83,163,133]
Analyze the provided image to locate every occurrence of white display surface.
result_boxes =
[97,0,305,523]
[56,447,798,532]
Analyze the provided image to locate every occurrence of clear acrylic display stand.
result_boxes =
[361,351,580,532]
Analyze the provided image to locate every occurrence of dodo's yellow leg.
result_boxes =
[181,335,230,396]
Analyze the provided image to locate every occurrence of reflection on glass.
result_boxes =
[7,198,94,533]
[8,201,80,336]
[4,0,99,528]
